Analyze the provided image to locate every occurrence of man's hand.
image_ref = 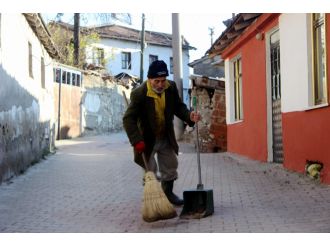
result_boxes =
[134,141,145,153]
[190,111,201,123]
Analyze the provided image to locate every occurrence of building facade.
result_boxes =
[0,14,60,183]
[208,13,330,184]
[85,24,194,105]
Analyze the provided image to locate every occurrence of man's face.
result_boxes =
[149,77,167,94]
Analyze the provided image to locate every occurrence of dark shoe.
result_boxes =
[161,180,184,206]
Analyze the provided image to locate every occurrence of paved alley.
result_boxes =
[1,132,330,233]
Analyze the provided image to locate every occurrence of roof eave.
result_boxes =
[24,13,63,60]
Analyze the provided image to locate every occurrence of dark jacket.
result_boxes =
[123,80,195,168]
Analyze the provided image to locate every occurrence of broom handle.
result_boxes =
[142,152,150,171]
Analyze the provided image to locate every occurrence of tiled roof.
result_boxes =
[23,13,62,60]
[50,21,195,50]
[207,13,261,56]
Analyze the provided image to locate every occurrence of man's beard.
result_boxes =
[152,87,165,94]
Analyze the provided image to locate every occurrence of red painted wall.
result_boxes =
[226,16,279,162]
[282,108,330,183]
[282,14,330,184]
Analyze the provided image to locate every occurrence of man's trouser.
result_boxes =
[148,138,178,181]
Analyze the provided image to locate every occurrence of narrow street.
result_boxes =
[1,132,330,233]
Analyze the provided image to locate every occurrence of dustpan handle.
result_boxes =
[193,94,203,189]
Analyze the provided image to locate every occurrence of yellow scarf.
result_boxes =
[146,80,170,137]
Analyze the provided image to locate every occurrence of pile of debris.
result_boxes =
[183,75,227,153]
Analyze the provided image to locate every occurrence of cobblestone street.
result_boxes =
[1,132,330,233]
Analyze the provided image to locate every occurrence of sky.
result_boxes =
[7,0,330,63]
[43,13,233,62]
[136,13,233,61]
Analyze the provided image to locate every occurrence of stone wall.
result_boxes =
[81,71,131,135]
[183,76,227,153]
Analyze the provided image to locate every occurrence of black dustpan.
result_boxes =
[180,94,214,219]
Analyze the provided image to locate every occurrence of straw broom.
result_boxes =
[141,153,177,222]
[123,92,176,222]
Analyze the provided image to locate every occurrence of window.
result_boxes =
[72,73,76,86]
[28,42,33,78]
[66,71,71,84]
[312,13,328,105]
[54,68,61,83]
[62,70,66,83]
[77,74,81,87]
[233,58,243,121]
[170,57,173,74]
[149,55,158,64]
[93,47,105,66]
[121,52,131,69]
[41,57,45,88]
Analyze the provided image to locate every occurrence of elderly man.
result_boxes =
[123,60,200,206]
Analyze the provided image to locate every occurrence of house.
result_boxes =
[48,20,133,139]
[48,21,195,106]
[0,13,61,183]
[208,13,330,184]
[188,55,225,79]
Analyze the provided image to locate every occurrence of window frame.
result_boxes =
[170,57,174,74]
[41,57,45,88]
[93,47,105,66]
[28,42,33,78]
[121,51,131,69]
[232,57,243,121]
[311,13,328,105]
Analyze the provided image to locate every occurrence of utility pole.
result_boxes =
[140,13,145,83]
[172,13,184,140]
[209,27,214,46]
[73,13,80,66]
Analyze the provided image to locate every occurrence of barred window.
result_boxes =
[233,58,243,121]
[312,13,328,105]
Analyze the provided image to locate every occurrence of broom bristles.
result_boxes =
[142,171,177,222]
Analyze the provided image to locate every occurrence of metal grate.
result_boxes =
[271,39,283,163]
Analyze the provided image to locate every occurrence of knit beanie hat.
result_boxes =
[147,60,169,78]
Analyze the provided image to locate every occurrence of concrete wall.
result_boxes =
[81,72,130,135]
[279,14,311,112]
[279,14,330,184]
[0,14,55,183]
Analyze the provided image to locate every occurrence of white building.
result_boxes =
[0,13,61,183]
[50,22,195,105]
